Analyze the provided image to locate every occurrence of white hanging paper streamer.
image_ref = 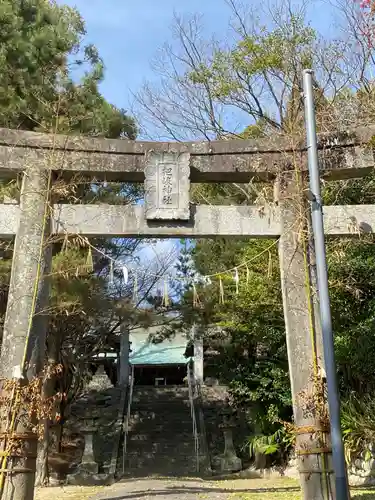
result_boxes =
[13,365,23,380]
[163,280,170,307]
[234,267,239,295]
[219,277,225,304]
[122,266,129,284]
[246,264,250,285]
[86,247,93,271]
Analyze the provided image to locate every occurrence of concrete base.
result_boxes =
[78,461,99,475]
[347,456,375,486]
[66,471,113,486]
[212,453,242,474]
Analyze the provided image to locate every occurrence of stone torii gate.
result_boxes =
[0,126,374,499]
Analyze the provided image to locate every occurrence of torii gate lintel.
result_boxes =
[0,126,374,499]
[0,127,373,182]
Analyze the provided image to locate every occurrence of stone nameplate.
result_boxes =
[144,151,190,220]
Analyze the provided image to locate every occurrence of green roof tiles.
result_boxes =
[129,328,188,366]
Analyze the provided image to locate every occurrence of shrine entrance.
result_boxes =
[0,124,374,499]
[129,327,190,386]
[133,364,186,386]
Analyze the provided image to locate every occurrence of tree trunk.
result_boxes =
[35,333,62,487]
[35,421,49,487]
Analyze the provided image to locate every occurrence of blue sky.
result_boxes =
[58,0,335,120]
[58,0,234,113]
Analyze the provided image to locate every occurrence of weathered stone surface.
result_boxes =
[80,429,98,474]
[144,151,190,220]
[68,386,126,483]
[278,170,334,500]
[2,203,375,239]
[122,386,206,477]
[0,124,373,154]
[212,427,242,474]
[285,451,375,487]
[323,204,375,235]
[0,126,373,182]
[0,204,281,238]
[347,455,375,486]
[0,165,52,500]
[86,366,113,392]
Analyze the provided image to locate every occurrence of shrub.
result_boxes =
[341,395,375,463]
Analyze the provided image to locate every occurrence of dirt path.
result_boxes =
[35,478,375,499]
[92,478,236,500]
[35,477,301,500]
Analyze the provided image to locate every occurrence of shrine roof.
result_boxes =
[129,327,189,366]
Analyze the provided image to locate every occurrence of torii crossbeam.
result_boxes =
[0,126,373,500]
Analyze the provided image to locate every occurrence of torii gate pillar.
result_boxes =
[279,169,334,499]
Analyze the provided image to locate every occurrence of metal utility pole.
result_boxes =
[302,69,350,500]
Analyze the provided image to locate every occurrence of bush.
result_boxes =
[243,424,295,466]
[341,395,375,463]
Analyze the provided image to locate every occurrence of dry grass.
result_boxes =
[35,485,106,500]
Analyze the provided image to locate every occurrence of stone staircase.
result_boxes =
[121,386,203,477]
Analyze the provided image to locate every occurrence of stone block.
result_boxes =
[144,151,190,220]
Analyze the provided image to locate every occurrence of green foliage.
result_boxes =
[244,426,295,461]
[341,395,375,463]
[176,182,292,428]
[240,121,267,139]
[188,13,316,130]
[322,173,375,395]
[0,0,136,138]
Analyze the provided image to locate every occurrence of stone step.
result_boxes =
[128,424,193,435]
[126,439,196,449]
[129,407,192,415]
[129,414,192,423]
[131,392,191,405]
[128,428,193,437]
[127,431,194,441]
[131,401,191,410]
[124,453,198,467]
[125,456,197,467]
[128,417,192,426]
